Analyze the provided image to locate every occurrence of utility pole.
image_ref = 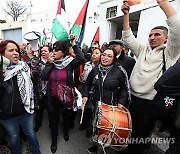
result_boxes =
[29,0,32,21]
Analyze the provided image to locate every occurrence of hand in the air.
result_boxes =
[82,97,88,105]
[156,0,167,4]
[121,0,130,15]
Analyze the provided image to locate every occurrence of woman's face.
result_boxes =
[4,43,19,64]
[53,49,64,60]
[101,49,114,67]
[41,46,50,60]
[91,49,101,64]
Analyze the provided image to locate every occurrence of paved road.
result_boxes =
[36,110,92,154]
[35,110,167,154]
[0,110,167,154]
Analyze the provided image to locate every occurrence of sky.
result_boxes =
[0,0,100,45]
[0,0,97,21]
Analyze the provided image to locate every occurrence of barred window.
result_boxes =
[106,6,117,19]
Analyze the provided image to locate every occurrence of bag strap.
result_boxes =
[54,69,58,81]
[89,74,98,94]
[162,49,166,73]
[98,72,103,102]
[0,55,3,80]
[0,55,4,95]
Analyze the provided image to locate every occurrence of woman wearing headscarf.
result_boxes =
[0,40,41,154]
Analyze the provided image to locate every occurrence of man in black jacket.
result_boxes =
[154,59,180,154]
[109,39,136,78]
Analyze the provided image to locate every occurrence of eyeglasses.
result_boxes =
[91,47,98,50]
[101,53,114,59]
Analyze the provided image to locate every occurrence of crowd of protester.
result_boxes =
[0,0,180,154]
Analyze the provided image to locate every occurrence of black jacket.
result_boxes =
[155,60,180,98]
[82,65,130,108]
[0,76,25,119]
[41,45,85,112]
[118,55,136,78]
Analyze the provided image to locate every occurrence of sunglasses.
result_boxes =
[91,47,98,50]
[53,48,61,52]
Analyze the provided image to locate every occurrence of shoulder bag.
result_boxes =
[53,69,77,109]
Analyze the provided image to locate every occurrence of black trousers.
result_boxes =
[35,93,53,128]
[81,108,93,127]
[124,95,155,154]
[51,97,75,143]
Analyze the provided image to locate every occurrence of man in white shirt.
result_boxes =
[121,0,180,153]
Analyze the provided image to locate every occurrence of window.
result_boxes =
[106,6,117,19]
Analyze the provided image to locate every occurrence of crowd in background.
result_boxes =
[0,0,180,154]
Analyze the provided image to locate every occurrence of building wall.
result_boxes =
[97,0,179,46]
[0,21,27,43]
[137,0,180,45]
[1,0,178,47]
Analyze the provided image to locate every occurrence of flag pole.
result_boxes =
[50,0,59,44]
[50,33,54,44]
[80,104,85,124]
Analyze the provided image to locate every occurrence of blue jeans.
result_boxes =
[0,112,41,154]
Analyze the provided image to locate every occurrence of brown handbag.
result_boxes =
[56,83,77,109]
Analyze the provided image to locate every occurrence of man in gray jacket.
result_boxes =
[121,0,180,153]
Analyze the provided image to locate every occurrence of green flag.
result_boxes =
[41,35,47,45]
[51,18,68,41]
[51,0,68,41]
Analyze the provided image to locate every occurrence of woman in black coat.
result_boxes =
[82,47,130,108]
[0,40,40,154]
[82,47,131,153]
[41,36,85,153]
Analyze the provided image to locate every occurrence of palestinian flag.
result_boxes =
[56,0,65,14]
[41,28,47,45]
[92,27,100,44]
[70,0,89,45]
[51,0,68,41]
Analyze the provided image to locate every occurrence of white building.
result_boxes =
[0,0,180,47]
[96,0,180,46]
[0,7,70,44]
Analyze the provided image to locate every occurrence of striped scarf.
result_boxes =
[4,61,34,114]
[98,64,113,80]
[53,55,74,70]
